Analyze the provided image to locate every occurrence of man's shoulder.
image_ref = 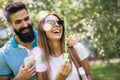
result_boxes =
[33,29,38,41]
[0,40,12,55]
[33,29,38,34]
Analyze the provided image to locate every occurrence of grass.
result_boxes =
[90,63,120,80]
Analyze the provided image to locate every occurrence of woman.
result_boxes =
[32,11,92,80]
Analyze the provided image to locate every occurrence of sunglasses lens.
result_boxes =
[47,20,64,26]
[47,20,55,26]
[57,20,64,25]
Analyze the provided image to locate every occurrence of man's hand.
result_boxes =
[0,77,10,80]
[66,35,78,47]
[55,61,72,80]
[14,60,36,80]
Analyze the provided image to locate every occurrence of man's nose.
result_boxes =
[22,21,28,27]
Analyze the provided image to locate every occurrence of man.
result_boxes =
[0,1,78,80]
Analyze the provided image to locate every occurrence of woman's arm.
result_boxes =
[55,61,72,80]
[81,58,92,80]
[37,72,45,80]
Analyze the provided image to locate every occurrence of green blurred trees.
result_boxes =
[0,0,119,60]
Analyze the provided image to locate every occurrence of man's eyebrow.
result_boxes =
[25,16,29,18]
[15,19,21,21]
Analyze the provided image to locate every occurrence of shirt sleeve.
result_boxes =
[0,49,12,76]
[73,43,89,60]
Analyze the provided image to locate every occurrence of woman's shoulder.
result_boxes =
[73,43,89,60]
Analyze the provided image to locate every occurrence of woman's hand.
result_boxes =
[55,61,72,80]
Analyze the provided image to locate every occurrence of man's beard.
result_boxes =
[14,24,35,43]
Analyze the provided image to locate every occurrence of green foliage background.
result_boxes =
[0,0,120,60]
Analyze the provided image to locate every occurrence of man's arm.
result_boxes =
[0,50,11,80]
[0,76,10,80]
[67,35,78,47]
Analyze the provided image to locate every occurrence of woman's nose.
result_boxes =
[54,22,59,27]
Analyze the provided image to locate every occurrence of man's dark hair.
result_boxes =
[4,2,27,22]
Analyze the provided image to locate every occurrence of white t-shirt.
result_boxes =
[33,43,89,80]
